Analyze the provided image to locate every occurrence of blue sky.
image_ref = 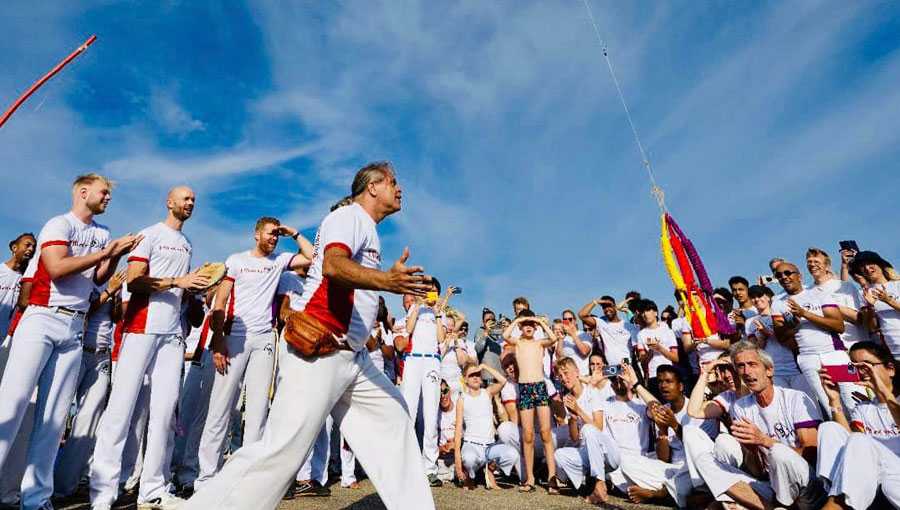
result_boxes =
[1,1,899,323]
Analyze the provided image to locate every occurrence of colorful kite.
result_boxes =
[661,213,735,339]
[0,35,97,129]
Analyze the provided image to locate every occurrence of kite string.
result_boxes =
[580,0,666,212]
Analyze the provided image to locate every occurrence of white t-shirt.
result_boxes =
[224,250,295,336]
[850,400,900,453]
[745,314,801,377]
[712,390,738,415]
[568,385,603,430]
[124,222,192,335]
[816,278,866,347]
[407,305,440,355]
[561,333,592,376]
[296,203,381,351]
[867,281,900,358]
[730,387,822,448]
[772,289,841,356]
[276,271,306,311]
[636,324,678,378]
[601,397,651,455]
[500,381,518,406]
[30,212,110,311]
[0,263,22,336]
[596,318,637,365]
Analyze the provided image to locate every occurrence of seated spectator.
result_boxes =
[553,357,619,505]
[583,353,614,400]
[454,363,519,490]
[683,341,824,510]
[816,341,900,510]
[618,364,717,507]
[437,380,458,482]
[744,285,808,392]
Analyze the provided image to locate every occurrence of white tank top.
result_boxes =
[462,390,494,444]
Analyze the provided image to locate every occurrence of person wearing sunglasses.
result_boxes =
[816,341,900,510]
[453,363,518,490]
[556,310,591,377]
[854,251,900,367]
[771,261,847,417]
[436,380,458,483]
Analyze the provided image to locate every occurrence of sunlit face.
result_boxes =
[806,253,829,280]
[600,301,617,320]
[861,263,886,284]
[850,348,894,391]
[464,366,482,390]
[657,371,683,403]
[750,293,771,313]
[734,350,773,393]
[730,282,749,305]
[716,363,736,391]
[520,322,536,337]
[774,262,803,294]
[255,222,280,255]
[641,308,658,325]
[552,323,564,338]
[513,302,528,315]
[589,355,605,375]
[504,362,518,380]
[559,364,580,391]
[403,294,415,311]
[440,381,452,406]
[168,188,196,221]
[561,312,577,329]
[372,171,402,213]
[11,236,35,262]
[81,180,112,215]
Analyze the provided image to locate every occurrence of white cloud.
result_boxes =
[148,87,205,136]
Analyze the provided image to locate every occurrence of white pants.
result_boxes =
[460,441,518,479]
[619,453,693,507]
[339,435,358,486]
[773,372,812,394]
[0,307,84,510]
[296,415,332,485]
[797,352,864,418]
[172,352,215,486]
[816,421,849,486]
[90,333,185,505]
[831,432,900,509]
[399,356,441,475]
[182,347,434,510]
[120,374,150,492]
[54,349,112,496]
[0,389,35,505]
[196,332,275,484]
[683,427,774,502]
[554,424,620,489]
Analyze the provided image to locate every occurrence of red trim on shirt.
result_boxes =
[123,261,150,334]
[40,240,69,249]
[7,308,23,337]
[303,275,354,336]
[29,254,52,306]
[191,315,212,363]
[127,256,149,264]
[324,242,352,256]
[111,313,126,362]
[224,276,235,282]
[224,284,235,335]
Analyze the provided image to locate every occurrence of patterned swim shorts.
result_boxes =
[517,381,550,410]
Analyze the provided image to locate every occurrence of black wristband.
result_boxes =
[291,231,299,240]
[631,382,641,391]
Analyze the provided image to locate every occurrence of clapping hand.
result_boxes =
[386,248,431,297]
[731,419,774,448]
[108,270,127,293]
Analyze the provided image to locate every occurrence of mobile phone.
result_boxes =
[602,365,623,377]
[426,291,439,303]
[759,274,775,285]
[823,363,860,383]
[839,240,859,252]
[452,287,462,295]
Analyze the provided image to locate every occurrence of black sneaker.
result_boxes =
[427,474,443,487]
[294,481,331,497]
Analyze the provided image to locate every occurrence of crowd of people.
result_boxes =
[0,163,898,510]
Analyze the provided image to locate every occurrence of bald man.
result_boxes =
[91,186,211,510]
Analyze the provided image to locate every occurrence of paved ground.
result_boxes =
[53,479,673,510]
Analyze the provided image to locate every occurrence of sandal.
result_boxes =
[547,476,560,495]
[518,484,535,493]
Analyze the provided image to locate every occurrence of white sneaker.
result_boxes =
[91,504,112,510]
[137,492,186,510]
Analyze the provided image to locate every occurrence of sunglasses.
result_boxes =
[562,317,575,322]
[774,270,798,278]
[441,387,450,395]
[467,372,482,378]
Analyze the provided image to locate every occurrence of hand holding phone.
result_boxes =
[823,363,860,383]
[602,365,623,377]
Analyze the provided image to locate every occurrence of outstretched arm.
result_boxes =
[323,246,431,296]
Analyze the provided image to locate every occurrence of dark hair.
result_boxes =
[713,287,733,302]
[638,299,658,313]
[561,309,577,320]
[430,277,442,295]
[254,216,280,232]
[330,196,354,211]
[589,351,608,369]
[482,308,495,319]
[728,276,750,288]
[459,321,469,331]
[849,341,895,367]
[656,364,684,384]
[512,296,530,308]
[376,296,390,331]
[660,305,677,326]
[9,232,35,251]
[747,285,774,299]
[625,290,641,300]
[517,309,536,318]
[600,295,616,303]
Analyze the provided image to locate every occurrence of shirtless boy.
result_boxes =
[503,310,560,494]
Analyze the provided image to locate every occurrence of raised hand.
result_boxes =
[178,272,211,292]
[107,233,145,258]
[385,247,431,296]
[108,269,127,293]
[817,367,842,406]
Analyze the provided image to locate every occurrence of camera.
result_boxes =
[602,365,624,377]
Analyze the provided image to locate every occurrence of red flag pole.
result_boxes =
[0,34,97,129]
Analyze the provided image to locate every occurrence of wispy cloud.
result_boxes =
[148,86,205,136]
